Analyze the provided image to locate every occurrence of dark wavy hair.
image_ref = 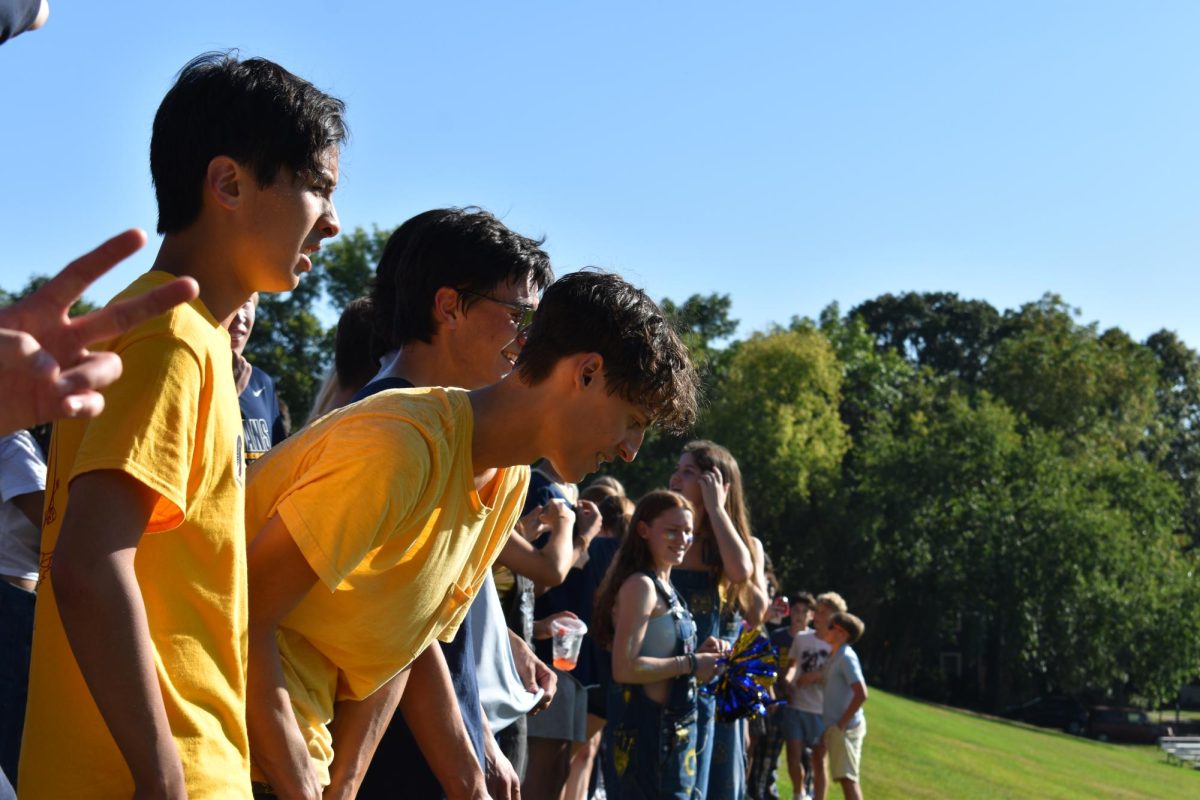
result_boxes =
[369,207,554,349]
[151,51,348,234]
[334,296,384,393]
[517,271,700,433]
[591,490,693,650]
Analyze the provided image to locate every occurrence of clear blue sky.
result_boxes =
[3,1,1198,346]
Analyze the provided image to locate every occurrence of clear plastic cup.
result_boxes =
[551,617,588,671]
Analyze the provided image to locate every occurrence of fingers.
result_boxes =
[54,351,123,400]
[69,276,199,349]
[0,329,61,434]
[33,229,148,315]
[54,389,106,420]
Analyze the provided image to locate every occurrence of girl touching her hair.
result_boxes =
[593,491,727,799]
[667,440,769,798]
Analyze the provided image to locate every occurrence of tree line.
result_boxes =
[10,227,1198,713]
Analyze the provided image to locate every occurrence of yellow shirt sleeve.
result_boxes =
[70,332,203,533]
[275,414,435,590]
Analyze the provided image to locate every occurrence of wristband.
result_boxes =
[687,652,698,676]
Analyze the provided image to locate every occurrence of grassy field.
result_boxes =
[770,690,1199,799]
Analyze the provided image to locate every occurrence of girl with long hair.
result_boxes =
[668,440,769,798]
[593,491,727,799]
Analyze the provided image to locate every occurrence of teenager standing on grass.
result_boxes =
[593,490,729,799]
[818,612,868,800]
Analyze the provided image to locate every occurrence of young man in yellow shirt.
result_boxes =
[19,53,345,799]
[245,270,700,799]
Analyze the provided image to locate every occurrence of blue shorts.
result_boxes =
[780,708,825,745]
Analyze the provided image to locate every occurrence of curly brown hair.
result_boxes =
[516,271,699,433]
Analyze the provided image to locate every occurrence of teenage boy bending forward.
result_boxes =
[244,270,699,799]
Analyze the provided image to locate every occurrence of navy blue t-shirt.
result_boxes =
[354,376,486,799]
[0,0,41,44]
[238,367,285,461]
[532,536,620,689]
[522,468,572,516]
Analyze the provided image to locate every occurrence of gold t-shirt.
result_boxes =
[20,272,250,799]
[244,387,529,784]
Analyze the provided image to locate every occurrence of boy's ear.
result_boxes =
[432,286,463,330]
[206,156,245,212]
[577,353,603,390]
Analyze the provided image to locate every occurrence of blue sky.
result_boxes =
[2,1,1198,346]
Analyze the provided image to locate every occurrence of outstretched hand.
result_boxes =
[0,229,198,435]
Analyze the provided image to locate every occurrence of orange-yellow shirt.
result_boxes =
[19,272,250,799]
[244,387,528,784]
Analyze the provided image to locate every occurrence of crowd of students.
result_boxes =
[0,7,872,799]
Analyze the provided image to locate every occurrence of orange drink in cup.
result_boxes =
[551,618,588,671]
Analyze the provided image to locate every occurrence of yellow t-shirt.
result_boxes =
[19,272,250,800]
[244,387,529,785]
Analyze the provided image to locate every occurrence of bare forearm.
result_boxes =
[246,627,322,799]
[400,647,488,800]
[709,507,752,582]
[538,519,575,586]
[325,671,409,800]
[839,684,868,728]
[613,652,692,685]
[53,552,184,794]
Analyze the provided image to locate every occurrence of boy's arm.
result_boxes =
[480,706,520,800]
[324,669,410,800]
[780,659,798,701]
[508,626,556,713]
[396,646,489,800]
[51,470,186,799]
[246,513,324,800]
[497,499,576,589]
[837,682,868,731]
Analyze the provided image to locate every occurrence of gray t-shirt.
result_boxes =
[0,430,46,581]
[821,644,865,730]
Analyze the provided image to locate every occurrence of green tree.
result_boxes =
[1144,329,1200,549]
[983,295,1159,451]
[850,291,1001,384]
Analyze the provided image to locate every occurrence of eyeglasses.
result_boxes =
[457,289,536,332]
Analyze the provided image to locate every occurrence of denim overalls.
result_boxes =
[708,607,746,800]
[604,573,699,799]
[671,568,720,796]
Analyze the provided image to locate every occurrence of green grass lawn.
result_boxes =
[770,690,1199,799]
